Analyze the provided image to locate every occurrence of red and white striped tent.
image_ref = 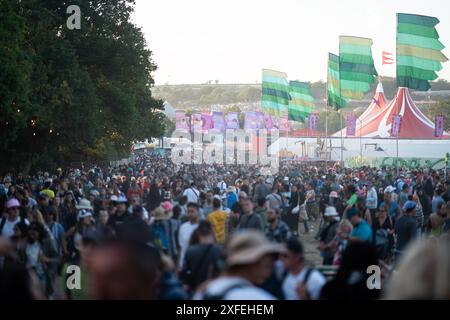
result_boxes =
[334,82,387,137]
[334,86,450,139]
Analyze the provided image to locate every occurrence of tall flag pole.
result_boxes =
[288,81,314,122]
[327,53,346,164]
[395,13,448,174]
[339,36,378,100]
[396,13,448,91]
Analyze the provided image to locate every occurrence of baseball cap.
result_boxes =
[402,200,417,212]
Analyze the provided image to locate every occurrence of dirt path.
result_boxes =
[297,218,323,266]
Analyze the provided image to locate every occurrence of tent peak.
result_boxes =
[376,82,384,94]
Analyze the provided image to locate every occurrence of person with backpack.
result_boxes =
[183,181,200,204]
[0,198,29,239]
[193,230,282,300]
[180,220,224,296]
[149,207,171,253]
[266,188,283,211]
[281,237,326,300]
[319,206,340,265]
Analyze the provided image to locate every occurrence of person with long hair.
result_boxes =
[25,222,59,298]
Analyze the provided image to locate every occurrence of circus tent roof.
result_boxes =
[334,82,387,137]
[334,87,450,139]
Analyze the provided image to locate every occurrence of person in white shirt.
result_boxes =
[194,230,284,300]
[183,182,200,204]
[178,202,200,269]
[217,178,227,193]
[0,198,29,238]
[281,238,326,300]
[0,198,29,268]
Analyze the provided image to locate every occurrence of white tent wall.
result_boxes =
[269,137,450,168]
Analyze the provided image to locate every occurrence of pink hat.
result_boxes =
[6,198,20,209]
[161,201,173,212]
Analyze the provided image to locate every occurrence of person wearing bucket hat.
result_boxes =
[76,198,93,211]
[319,206,340,265]
[193,230,282,300]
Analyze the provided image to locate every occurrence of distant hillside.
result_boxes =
[152,77,450,110]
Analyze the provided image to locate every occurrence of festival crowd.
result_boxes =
[0,151,449,300]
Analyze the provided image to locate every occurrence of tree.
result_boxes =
[427,100,450,131]
[0,0,32,154]
[0,0,165,172]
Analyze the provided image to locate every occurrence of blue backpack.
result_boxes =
[151,222,169,253]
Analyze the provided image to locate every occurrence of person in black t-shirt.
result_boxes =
[180,220,224,295]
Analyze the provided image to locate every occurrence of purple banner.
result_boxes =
[175,110,189,131]
[435,115,444,137]
[264,114,275,130]
[226,112,240,129]
[212,111,225,132]
[309,114,318,130]
[201,112,213,132]
[346,113,356,136]
[191,113,202,132]
[256,112,265,129]
[391,114,402,137]
[244,112,259,130]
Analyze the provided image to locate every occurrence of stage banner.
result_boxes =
[191,113,202,132]
[201,112,213,132]
[391,114,402,137]
[244,111,259,130]
[256,112,266,129]
[225,112,240,129]
[309,114,318,130]
[435,115,444,137]
[346,113,356,136]
[212,111,225,132]
[175,110,189,131]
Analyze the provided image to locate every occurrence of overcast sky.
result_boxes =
[133,0,450,85]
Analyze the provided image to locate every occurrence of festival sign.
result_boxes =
[175,110,189,131]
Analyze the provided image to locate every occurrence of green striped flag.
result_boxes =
[262,69,291,116]
[288,81,314,122]
[339,36,378,99]
[396,13,448,91]
[327,53,347,109]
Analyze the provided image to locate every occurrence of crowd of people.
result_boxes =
[1,150,449,300]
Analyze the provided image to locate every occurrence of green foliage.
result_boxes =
[0,0,165,172]
[426,100,450,130]
[153,78,450,109]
